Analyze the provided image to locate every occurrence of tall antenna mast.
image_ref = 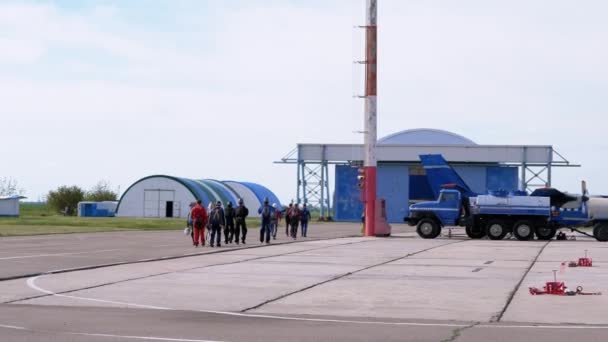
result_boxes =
[364,0,377,236]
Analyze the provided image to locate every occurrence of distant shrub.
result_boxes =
[85,181,118,202]
[47,186,85,216]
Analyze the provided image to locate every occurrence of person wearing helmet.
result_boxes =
[300,203,311,237]
[234,198,249,244]
[224,201,235,244]
[270,203,282,239]
[288,202,301,240]
[284,203,293,237]
[208,201,225,247]
[186,202,196,243]
[190,200,208,247]
[206,202,214,229]
[258,197,274,244]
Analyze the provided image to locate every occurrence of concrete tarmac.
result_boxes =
[1,225,607,341]
[0,222,378,280]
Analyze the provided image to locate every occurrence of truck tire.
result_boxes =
[486,220,508,240]
[513,220,535,241]
[465,224,485,239]
[417,218,440,239]
[535,226,556,240]
[594,223,608,242]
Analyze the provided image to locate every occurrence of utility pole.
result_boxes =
[364,0,377,236]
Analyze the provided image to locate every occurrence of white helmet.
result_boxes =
[272,203,277,208]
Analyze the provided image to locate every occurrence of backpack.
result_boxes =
[290,208,300,221]
[236,205,248,218]
[262,206,271,220]
[210,208,221,225]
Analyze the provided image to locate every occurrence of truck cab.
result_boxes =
[406,189,464,239]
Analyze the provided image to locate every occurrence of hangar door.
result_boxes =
[144,190,180,218]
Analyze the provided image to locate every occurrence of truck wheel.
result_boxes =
[486,220,508,240]
[465,224,485,239]
[594,223,608,242]
[417,219,440,239]
[513,221,535,241]
[535,226,556,240]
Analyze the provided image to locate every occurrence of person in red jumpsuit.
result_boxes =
[191,200,208,247]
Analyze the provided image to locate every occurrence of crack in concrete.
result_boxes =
[441,322,480,342]
[3,238,371,305]
[491,240,551,322]
[240,240,467,313]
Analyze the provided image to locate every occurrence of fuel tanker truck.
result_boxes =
[404,155,608,241]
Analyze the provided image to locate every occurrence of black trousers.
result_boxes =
[260,220,271,243]
[224,221,235,243]
[235,218,247,243]
[210,224,222,246]
[290,220,299,238]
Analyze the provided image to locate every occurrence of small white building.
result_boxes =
[0,195,27,217]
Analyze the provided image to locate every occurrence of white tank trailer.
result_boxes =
[588,198,608,220]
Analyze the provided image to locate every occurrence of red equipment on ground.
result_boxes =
[529,270,602,296]
[562,250,593,268]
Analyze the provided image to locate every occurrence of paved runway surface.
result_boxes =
[1,224,607,341]
[0,223,374,280]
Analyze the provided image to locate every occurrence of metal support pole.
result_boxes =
[547,148,553,187]
[320,165,325,218]
[364,0,377,237]
[521,147,527,191]
[324,162,331,218]
[301,162,308,205]
[320,145,327,218]
[296,161,301,204]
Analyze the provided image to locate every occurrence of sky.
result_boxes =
[1,0,607,202]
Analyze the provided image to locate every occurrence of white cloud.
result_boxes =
[0,0,607,202]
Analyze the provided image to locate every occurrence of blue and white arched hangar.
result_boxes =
[116,176,282,218]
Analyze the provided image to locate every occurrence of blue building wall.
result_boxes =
[377,164,409,223]
[409,175,434,201]
[334,165,363,221]
[486,167,519,191]
[453,166,487,194]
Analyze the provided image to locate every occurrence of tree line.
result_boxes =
[2,177,119,216]
[47,181,118,216]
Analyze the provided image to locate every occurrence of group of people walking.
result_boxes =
[187,198,311,247]
[188,198,249,247]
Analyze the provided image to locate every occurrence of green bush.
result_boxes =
[47,185,85,216]
[85,181,118,202]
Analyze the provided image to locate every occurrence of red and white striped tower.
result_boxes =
[364,0,377,237]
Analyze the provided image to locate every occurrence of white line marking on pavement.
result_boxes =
[0,323,225,342]
[0,249,123,260]
[0,324,27,330]
[25,275,608,330]
[26,276,171,310]
[67,332,225,342]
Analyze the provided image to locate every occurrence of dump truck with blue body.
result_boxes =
[404,154,608,241]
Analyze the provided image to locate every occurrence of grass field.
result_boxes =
[0,203,261,237]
